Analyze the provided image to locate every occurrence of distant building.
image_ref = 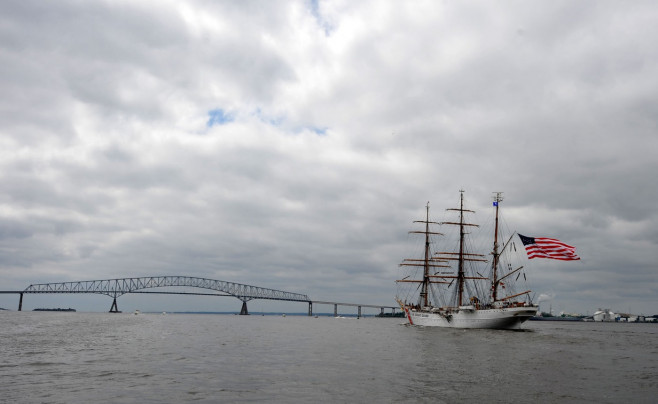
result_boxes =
[593,308,615,322]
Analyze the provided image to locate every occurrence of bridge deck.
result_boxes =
[311,300,397,309]
[1,277,397,316]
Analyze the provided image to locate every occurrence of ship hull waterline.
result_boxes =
[404,305,539,330]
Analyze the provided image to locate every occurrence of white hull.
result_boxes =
[404,305,538,330]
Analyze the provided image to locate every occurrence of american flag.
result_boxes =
[518,234,580,261]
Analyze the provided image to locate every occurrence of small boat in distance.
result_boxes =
[396,191,538,330]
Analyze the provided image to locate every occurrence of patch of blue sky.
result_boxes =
[307,126,327,136]
[207,108,234,127]
[307,0,334,36]
[252,108,328,136]
[290,125,328,136]
[308,0,321,18]
[253,107,284,127]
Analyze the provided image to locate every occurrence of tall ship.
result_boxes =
[396,191,538,330]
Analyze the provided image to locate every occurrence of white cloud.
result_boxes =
[1,0,657,315]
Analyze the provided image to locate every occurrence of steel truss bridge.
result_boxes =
[0,276,398,317]
[12,276,309,315]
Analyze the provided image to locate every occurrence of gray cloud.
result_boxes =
[1,0,657,315]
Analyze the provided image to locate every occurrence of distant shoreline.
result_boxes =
[530,316,583,322]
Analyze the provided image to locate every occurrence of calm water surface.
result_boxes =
[1,312,656,403]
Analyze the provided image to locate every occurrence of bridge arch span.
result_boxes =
[22,276,310,313]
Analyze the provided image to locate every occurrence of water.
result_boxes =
[1,312,656,403]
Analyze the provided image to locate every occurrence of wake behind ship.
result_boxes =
[396,191,538,330]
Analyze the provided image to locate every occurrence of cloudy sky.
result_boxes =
[1,0,656,315]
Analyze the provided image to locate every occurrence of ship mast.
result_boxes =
[443,190,479,307]
[419,203,431,307]
[396,202,445,308]
[457,192,466,306]
[434,191,488,308]
[491,192,503,302]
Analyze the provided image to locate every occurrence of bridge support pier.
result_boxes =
[109,297,120,313]
[334,304,338,317]
[18,292,23,311]
[380,307,384,316]
[240,301,249,315]
[308,302,312,316]
[358,306,362,319]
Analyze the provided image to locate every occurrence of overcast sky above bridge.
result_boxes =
[1,1,657,314]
